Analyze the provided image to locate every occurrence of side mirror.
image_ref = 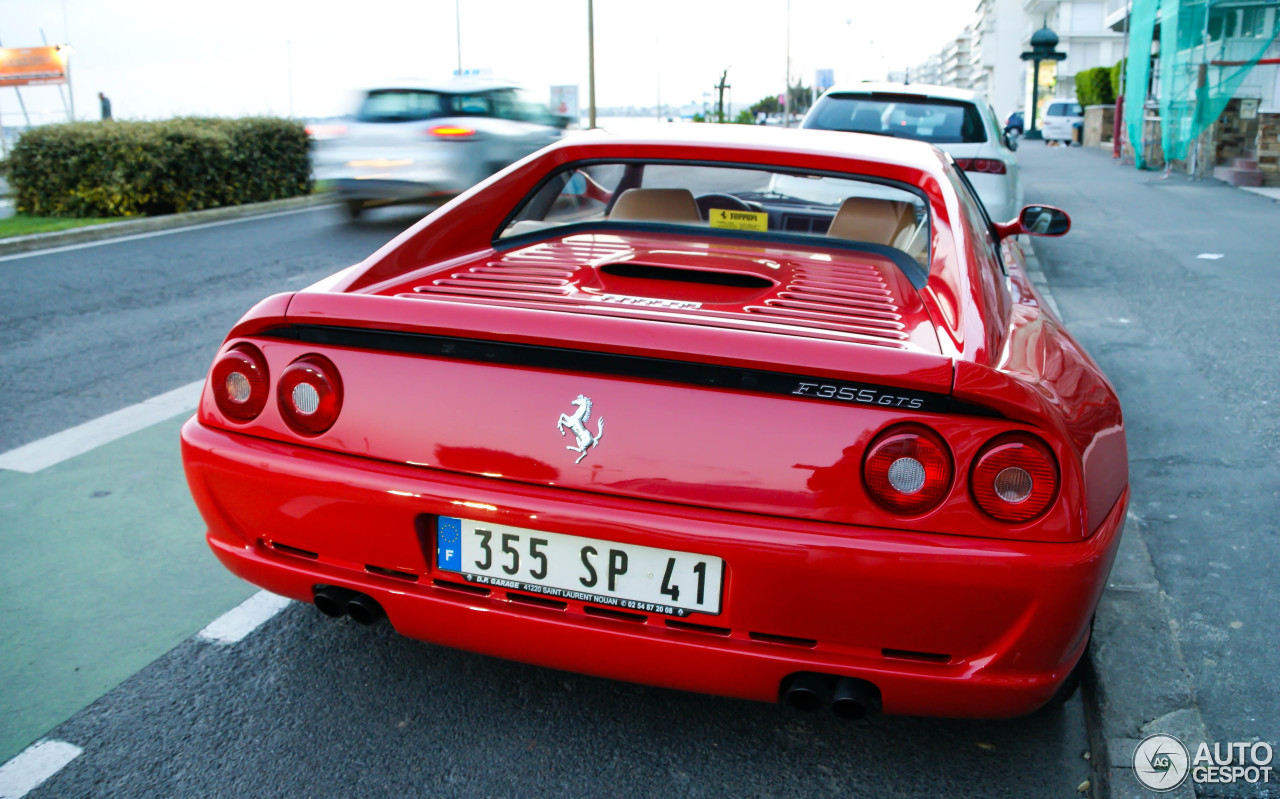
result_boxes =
[1002,131,1019,151]
[995,205,1071,240]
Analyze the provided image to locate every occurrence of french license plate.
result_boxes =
[436,516,724,617]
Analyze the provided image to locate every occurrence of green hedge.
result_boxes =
[1111,58,1127,99]
[1076,66,1116,108]
[9,117,311,218]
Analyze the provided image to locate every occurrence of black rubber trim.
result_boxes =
[275,324,997,418]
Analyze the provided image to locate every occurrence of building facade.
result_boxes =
[971,0,1034,119]
[1022,0,1126,115]
[941,29,975,88]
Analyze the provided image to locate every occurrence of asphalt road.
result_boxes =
[1,198,1096,798]
[1019,143,1279,797]
[30,605,1093,799]
[0,205,407,453]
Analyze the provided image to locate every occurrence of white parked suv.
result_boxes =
[1039,101,1085,144]
[801,83,1023,223]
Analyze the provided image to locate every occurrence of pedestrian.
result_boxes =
[98,92,112,121]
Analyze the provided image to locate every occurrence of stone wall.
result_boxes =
[1083,105,1116,148]
[1257,113,1280,187]
[1214,100,1252,163]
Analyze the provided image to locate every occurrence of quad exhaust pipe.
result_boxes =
[312,586,385,625]
[782,673,880,720]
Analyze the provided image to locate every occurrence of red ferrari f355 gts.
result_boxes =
[182,125,1127,719]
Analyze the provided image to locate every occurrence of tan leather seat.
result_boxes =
[608,188,702,224]
[827,197,914,246]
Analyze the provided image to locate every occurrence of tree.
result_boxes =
[750,96,781,116]
[787,82,813,116]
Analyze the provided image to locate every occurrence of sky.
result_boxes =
[1,0,976,124]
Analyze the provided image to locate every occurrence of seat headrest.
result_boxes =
[608,188,702,224]
[827,197,914,246]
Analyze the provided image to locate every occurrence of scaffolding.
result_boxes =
[1124,0,1280,169]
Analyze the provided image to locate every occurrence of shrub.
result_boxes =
[1075,67,1116,107]
[10,117,311,218]
[1111,58,1127,98]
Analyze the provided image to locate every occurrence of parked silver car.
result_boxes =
[801,83,1023,224]
[311,78,566,218]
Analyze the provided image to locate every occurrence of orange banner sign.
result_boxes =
[0,46,68,87]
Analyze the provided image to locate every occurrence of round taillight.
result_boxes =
[210,344,269,422]
[277,355,343,435]
[863,425,953,515]
[971,434,1059,523]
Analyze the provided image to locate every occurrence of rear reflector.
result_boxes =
[277,354,343,435]
[862,424,953,515]
[970,434,1058,523]
[210,344,269,422]
[954,158,1008,175]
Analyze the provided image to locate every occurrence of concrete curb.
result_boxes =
[1022,242,1207,799]
[0,194,336,257]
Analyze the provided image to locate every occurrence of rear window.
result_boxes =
[805,94,987,144]
[1046,103,1083,117]
[357,90,446,122]
[498,160,932,268]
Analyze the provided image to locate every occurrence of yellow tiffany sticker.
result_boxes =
[709,208,767,232]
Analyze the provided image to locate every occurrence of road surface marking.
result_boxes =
[0,740,82,799]
[197,591,293,645]
[0,205,329,264]
[0,380,203,474]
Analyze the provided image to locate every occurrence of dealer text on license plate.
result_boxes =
[436,517,723,616]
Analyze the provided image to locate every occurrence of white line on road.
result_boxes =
[0,380,204,474]
[0,204,329,264]
[197,591,294,645]
[0,740,83,799]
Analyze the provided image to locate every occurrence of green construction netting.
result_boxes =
[1125,0,1280,170]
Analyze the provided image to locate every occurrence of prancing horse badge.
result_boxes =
[556,394,604,464]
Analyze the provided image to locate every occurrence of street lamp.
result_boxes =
[1020,25,1066,140]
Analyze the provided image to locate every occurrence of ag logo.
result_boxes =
[1134,734,1190,792]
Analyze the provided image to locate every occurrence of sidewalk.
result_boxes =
[1018,143,1279,798]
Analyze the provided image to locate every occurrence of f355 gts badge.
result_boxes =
[556,394,604,464]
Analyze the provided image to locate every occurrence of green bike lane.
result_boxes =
[0,414,254,762]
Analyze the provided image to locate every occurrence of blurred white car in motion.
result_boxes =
[311,77,566,218]
[801,83,1023,224]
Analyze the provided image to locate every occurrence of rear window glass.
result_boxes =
[805,94,987,144]
[499,160,931,267]
[357,90,446,122]
[1047,102,1083,117]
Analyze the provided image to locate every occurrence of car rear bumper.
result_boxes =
[1040,119,1081,141]
[182,418,1127,718]
[326,178,466,205]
